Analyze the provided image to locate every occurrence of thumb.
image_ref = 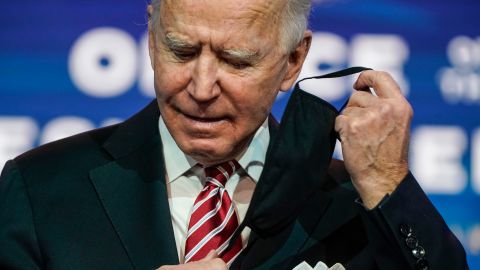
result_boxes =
[200,250,219,261]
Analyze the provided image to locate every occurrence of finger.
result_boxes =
[200,250,219,261]
[335,114,348,133]
[345,90,377,109]
[353,70,402,99]
[340,106,365,117]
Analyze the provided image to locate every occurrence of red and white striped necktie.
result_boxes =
[184,160,243,265]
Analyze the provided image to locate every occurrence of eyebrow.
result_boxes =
[221,48,260,61]
[164,33,196,49]
[164,32,260,61]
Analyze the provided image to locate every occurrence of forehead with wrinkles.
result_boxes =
[159,0,286,39]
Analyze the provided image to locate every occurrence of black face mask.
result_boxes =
[239,66,372,238]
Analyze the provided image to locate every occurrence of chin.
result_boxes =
[179,137,234,165]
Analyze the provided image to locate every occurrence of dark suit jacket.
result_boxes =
[0,96,467,270]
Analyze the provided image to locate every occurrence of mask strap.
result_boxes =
[296,66,372,112]
[295,66,373,141]
[297,66,372,84]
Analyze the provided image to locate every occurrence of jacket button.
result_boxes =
[416,258,428,270]
[412,246,426,259]
[399,224,413,237]
[405,236,419,249]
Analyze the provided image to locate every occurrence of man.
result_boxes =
[0,0,467,269]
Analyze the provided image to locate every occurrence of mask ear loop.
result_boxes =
[296,66,372,85]
[295,66,373,141]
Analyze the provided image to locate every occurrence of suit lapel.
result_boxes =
[90,101,179,269]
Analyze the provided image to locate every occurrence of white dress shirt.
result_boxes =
[159,117,270,263]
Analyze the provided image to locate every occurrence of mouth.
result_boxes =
[179,109,230,126]
[182,113,227,123]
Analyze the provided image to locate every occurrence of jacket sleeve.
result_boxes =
[357,172,468,269]
[0,160,44,269]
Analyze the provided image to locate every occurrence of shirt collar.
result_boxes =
[159,116,270,184]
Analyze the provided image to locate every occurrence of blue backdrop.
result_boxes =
[1,0,479,267]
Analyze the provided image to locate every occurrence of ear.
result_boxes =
[280,30,312,92]
[147,5,156,70]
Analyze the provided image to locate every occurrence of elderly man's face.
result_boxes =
[148,0,310,165]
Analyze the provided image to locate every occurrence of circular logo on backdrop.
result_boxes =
[68,27,138,98]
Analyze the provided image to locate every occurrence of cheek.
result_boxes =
[228,77,280,124]
[153,60,191,100]
[240,71,283,105]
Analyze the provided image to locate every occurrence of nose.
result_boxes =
[188,52,221,102]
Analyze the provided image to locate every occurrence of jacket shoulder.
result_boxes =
[13,124,119,177]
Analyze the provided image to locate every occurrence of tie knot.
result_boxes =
[204,160,240,188]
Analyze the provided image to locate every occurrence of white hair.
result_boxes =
[148,0,311,52]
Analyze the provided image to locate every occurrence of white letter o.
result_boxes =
[68,27,137,98]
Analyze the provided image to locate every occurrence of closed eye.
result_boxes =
[226,59,251,69]
[172,50,197,61]
[219,56,252,69]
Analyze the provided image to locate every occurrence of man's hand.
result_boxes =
[335,71,413,209]
[157,250,228,270]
